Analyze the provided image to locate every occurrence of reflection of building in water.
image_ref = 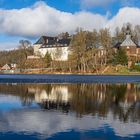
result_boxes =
[117,83,140,110]
[27,83,140,121]
[35,86,70,103]
[28,85,71,103]
[28,85,71,112]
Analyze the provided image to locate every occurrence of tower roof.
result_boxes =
[120,34,136,47]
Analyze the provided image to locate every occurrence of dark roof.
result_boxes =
[34,36,71,48]
[57,38,71,45]
[135,42,140,48]
[114,41,140,49]
[34,36,56,45]
[114,42,122,49]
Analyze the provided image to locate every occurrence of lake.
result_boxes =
[0,75,140,140]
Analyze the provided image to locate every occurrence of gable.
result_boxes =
[1,64,11,70]
[120,35,137,47]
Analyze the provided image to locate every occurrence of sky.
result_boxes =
[0,0,140,50]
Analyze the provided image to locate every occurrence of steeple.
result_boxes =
[120,24,136,47]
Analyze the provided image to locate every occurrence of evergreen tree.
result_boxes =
[44,52,52,67]
[113,49,128,65]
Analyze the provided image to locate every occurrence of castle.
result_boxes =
[33,35,71,61]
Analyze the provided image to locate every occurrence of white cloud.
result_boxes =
[0,110,140,138]
[0,1,140,49]
[80,0,116,8]
[106,7,140,34]
[0,1,107,38]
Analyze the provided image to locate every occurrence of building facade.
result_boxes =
[114,29,140,63]
[33,36,71,61]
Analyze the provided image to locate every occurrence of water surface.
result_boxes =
[0,74,140,83]
[0,83,140,139]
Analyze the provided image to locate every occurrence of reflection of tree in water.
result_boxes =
[67,83,140,122]
[0,84,34,106]
[69,84,109,117]
[110,84,140,123]
[109,84,127,105]
[40,101,70,113]
[0,83,140,122]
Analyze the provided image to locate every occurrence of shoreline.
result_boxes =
[5,72,140,76]
[1,71,140,75]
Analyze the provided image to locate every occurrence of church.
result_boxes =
[114,27,140,64]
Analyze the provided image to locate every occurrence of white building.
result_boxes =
[33,36,71,61]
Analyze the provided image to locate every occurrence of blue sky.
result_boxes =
[0,0,139,16]
[0,0,140,49]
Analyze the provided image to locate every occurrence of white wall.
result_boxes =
[33,44,42,56]
[39,47,69,61]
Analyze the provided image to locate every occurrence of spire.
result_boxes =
[120,25,136,47]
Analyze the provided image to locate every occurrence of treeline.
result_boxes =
[48,24,140,73]
[0,40,33,68]
[0,23,140,73]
